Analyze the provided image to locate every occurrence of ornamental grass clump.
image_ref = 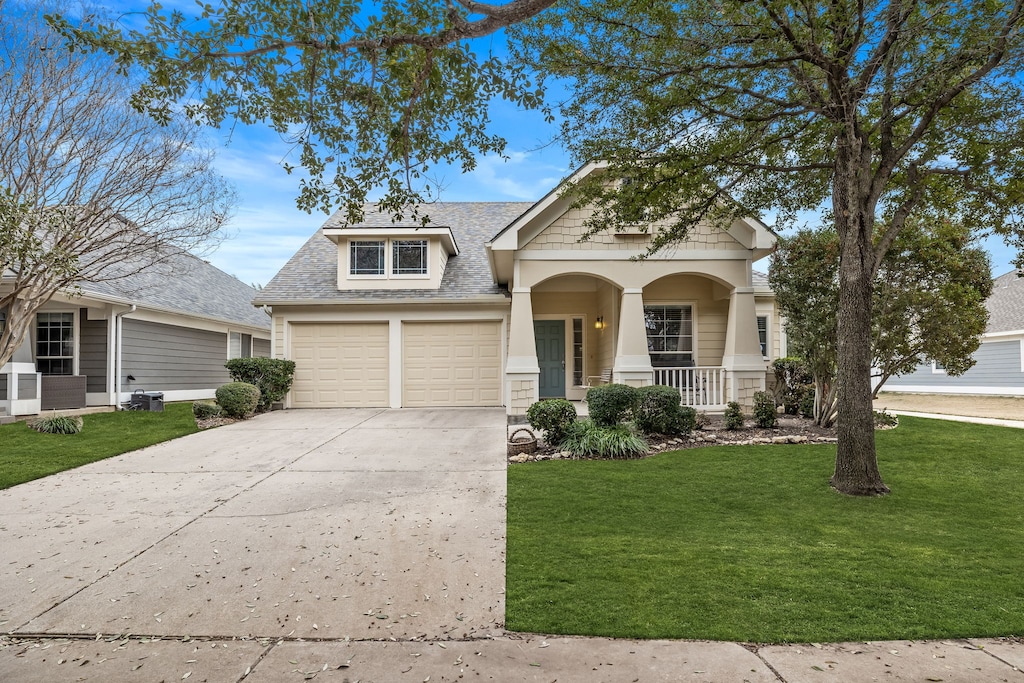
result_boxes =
[29,414,83,435]
[560,419,649,459]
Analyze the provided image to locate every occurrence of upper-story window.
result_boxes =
[392,240,428,275]
[350,240,385,275]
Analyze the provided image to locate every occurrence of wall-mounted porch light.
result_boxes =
[595,316,605,330]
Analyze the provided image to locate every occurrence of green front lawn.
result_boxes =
[506,416,1024,643]
[0,403,199,489]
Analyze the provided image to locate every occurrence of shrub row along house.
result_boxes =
[0,250,271,417]
[254,163,785,419]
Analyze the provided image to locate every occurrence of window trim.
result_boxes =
[391,239,429,277]
[931,359,947,374]
[228,331,253,360]
[35,309,78,376]
[757,315,769,358]
[349,240,387,278]
[644,301,697,367]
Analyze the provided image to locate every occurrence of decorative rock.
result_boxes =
[509,454,531,464]
[536,454,550,461]
[771,436,790,444]
[656,443,667,450]
[705,434,719,441]
[788,435,808,444]
[754,437,772,444]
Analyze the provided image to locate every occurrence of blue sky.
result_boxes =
[68,2,1023,286]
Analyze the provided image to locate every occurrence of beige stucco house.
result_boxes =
[255,162,784,418]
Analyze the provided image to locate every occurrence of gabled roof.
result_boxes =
[255,203,533,305]
[75,250,270,331]
[987,269,1024,334]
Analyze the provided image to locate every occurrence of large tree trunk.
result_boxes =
[832,219,890,495]
[831,140,890,496]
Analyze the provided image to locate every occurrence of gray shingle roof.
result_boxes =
[78,250,270,330]
[987,269,1024,334]
[257,203,533,304]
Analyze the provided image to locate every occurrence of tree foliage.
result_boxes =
[771,222,993,426]
[511,0,1024,495]
[49,0,555,224]
[0,3,234,370]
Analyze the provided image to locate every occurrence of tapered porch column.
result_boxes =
[506,287,540,418]
[722,287,767,407]
[613,288,654,387]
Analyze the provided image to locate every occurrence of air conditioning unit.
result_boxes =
[129,390,164,412]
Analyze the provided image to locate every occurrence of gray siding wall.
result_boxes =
[121,319,230,392]
[79,308,109,393]
[253,337,271,358]
[886,340,1024,389]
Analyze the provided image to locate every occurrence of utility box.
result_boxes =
[129,390,164,412]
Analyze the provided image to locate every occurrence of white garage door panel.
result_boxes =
[403,321,502,407]
[290,323,389,407]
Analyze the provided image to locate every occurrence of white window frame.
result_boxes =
[35,309,78,376]
[228,331,253,360]
[931,359,947,374]
[644,301,698,367]
[757,315,769,358]
[391,239,429,277]
[349,240,387,278]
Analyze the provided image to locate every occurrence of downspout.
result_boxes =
[114,304,135,409]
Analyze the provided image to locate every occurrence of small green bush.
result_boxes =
[225,358,296,411]
[694,411,711,430]
[29,414,83,435]
[677,406,698,436]
[634,385,681,434]
[752,391,778,428]
[526,399,578,446]
[561,419,649,459]
[723,401,744,430]
[873,409,899,429]
[586,383,639,427]
[799,388,816,419]
[192,401,223,419]
[215,382,261,419]
[773,357,813,415]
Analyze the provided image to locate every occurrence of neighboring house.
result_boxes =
[0,251,271,416]
[255,162,783,419]
[882,269,1024,396]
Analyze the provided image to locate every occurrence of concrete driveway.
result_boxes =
[0,408,508,643]
[4,408,1023,682]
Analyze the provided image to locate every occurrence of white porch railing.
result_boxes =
[653,366,726,409]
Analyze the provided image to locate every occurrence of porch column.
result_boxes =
[613,288,654,387]
[505,287,540,419]
[722,287,767,407]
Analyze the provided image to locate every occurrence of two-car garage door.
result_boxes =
[289,321,501,408]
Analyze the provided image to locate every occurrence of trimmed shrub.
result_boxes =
[225,358,296,411]
[215,382,260,419]
[586,383,639,427]
[723,401,744,430]
[526,398,578,447]
[752,391,778,428]
[798,388,815,419]
[29,414,83,435]
[634,385,681,434]
[694,411,711,431]
[873,409,899,429]
[773,357,813,415]
[677,406,698,436]
[192,401,223,419]
[561,419,649,459]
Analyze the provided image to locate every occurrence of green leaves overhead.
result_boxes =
[50,0,556,223]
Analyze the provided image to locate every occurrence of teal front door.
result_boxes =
[534,320,566,398]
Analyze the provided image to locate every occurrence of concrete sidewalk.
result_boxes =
[2,407,1022,682]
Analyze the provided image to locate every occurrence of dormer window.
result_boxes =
[350,240,385,275]
[393,240,428,275]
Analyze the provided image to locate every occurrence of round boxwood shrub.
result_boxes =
[215,382,261,419]
[723,401,745,430]
[586,383,639,427]
[526,398,578,447]
[634,384,683,435]
[192,401,223,419]
[752,391,778,428]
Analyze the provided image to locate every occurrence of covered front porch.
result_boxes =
[505,267,774,418]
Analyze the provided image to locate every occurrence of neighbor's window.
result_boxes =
[229,332,253,359]
[932,359,946,374]
[644,305,693,367]
[36,312,74,375]
[350,240,385,275]
[757,316,769,357]
[392,239,428,275]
